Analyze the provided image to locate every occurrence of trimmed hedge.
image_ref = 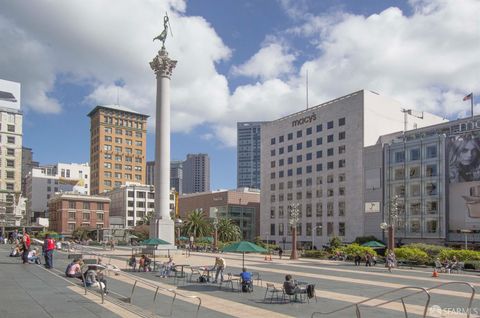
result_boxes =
[394,247,429,264]
[405,243,448,258]
[303,250,330,259]
[335,243,377,260]
[438,249,480,262]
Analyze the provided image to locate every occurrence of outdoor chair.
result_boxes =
[282,286,307,303]
[450,262,464,274]
[251,271,263,287]
[264,283,282,303]
[189,267,202,283]
[219,273,240,292]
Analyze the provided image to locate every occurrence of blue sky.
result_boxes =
[1,0,478,190]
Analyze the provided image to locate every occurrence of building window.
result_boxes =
[296,167,302,175]
[296,179,303,187]
[69,201,76,209]
[327,148,334,156]
[306,153,312,160]
[104,180,112,186]
[338,173,346,182]
[339,131,346,140]
[296,192,302,200]
[270,208,275,219]
[105,136,112,142]
[339,118,345,126]
[316,203,323,217]
[327,222,334,236]
[287,145,293,153]
[279,147,284,154]
[279,223,284,235]
[279,135,284,143]
[327,202,334,216]
[270,172,276,179]
[83,213,90,221]
[135,140,142,146]
[426,182,437,195]
[104,145,112,151]
[338,159,346,168]
[410,148,420,161]
[104,154,112,160]
[115,163,122,170]
[306,223,312,236]
[327,189,334,197]
[316,163,322,171]
[296,155,302,163]
[7,136,15,144]
[306,127,312,135]
[316,150,322,158]
[68,212,75,220]
[338,145,346,154]
[394,168,405,180]
[409,166,420,179]
[426,220,438,233]
[316,176,323,185]
[338,187,345,196]
[6,159,14,167]
[338,202,345,216]
[306,165,312,173]
[115,146,122,152]
[6,148,14,156]
[426,145,437,158]
[68,223,75,231]
[410,220,421,233]
[296,143,302,150]
[6,171,14,179]
[271,137,276,145]
[339,222,345,236]
[104,171,112,178]
[135,174,142,181]
[104,127,112,133]
[327,162,334,170]
[115,155,122,162]
[287,169,293,177]
[316,137,322,145]
[287,133,293,140]
[395,151,405,163]
[271,149,276,156]
[327,135,334,143]
[426,164,437,177]
[287,157,293,164]
[279,159,284,166]
[279,171,284,178]
[114,172,122,179]
[316,124,322,132]
[306,140,312,148]
[297,130,302,138]
[426,201,438,214]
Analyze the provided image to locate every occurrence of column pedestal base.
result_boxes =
[150,218,176,249]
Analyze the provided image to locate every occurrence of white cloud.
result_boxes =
[231,42,296,80]
[0,0,478,148]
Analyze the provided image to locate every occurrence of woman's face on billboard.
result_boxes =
[459,140,478,166]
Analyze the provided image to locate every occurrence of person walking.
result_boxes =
[21,229,31,264]
[43,234,55,269]
[278,247,283,260]
[386,250,396,272]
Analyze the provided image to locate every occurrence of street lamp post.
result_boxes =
[213,217,218,251]
[175,218,182,247]
[381,195,400,251]
[312,225,322,250]
[289,203,300,260]
[460,229,472,250]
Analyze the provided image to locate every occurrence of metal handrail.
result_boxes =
[119,270,202,318]
[426,282,476,318]
[311,286,431,318]
[80,264,106,304]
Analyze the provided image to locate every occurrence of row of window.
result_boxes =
[104,172,143,180]
[103,126,143,137]
[103,116,144,130]
[103,163,143,171]
[0,159,16,168]
[271,146,347,167]
[104,153,143,163]
[396,219,439,234]
[0,148,16,156]
[391,182,438,197]
[104,135,143,146]
[270,160,346,179]
[393,145,438,163]
[392,164,438,180]
[269,221,346,237]
[0,135,16,145]
[270,134,346,155]
[103,145,143,155]
[0,124,16,132]
[270,202,346,218]
[270,118,346,145]
[127,191,155,199]
[270,186,346,201]
[67,211,105,221]
[67,201,105,210]
[0,170,15,179]
[271,174,346,191]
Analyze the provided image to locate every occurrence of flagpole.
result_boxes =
[472,94,475,118]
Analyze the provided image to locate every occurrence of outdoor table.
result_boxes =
[174,264,190,278]
[198,266,215,282]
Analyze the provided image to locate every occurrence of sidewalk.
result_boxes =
[0,246,125,318]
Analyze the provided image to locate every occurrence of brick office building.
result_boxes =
[48,193,110,235]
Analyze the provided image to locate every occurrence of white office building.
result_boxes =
[261,90,446,248]
[25,163,90,223]
[106,182,175,228]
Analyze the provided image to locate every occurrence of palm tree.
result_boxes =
[182,210,211,238]
[217,218,241,242]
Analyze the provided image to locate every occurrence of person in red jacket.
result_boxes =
[43,234,55,269]
[21,229,31,264]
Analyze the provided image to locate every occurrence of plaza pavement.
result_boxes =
[1,243,479,318]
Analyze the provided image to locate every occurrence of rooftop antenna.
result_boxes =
[306,69,309,110]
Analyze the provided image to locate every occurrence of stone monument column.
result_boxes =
[149,47,177,248]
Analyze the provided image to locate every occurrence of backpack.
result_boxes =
[65,263,73,276]
[198,275,207,283]
[307,284,315,299]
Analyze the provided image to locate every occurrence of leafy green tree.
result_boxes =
[217,218,241,242]
[72,227,95,241]
[182,210,211,238]
[329,236,342,250]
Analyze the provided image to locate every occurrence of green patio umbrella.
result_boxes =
[361,241,385,249]
[198,236,214,243]
[178,236,189,241]
[141,238,171,268]
[222,241,267,268]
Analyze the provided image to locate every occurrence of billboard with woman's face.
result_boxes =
[448,132,480,231]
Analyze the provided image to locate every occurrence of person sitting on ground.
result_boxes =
[159,257,175,278]
[28,248,41,264]
[240,268,253,292]
[66,258,83,278]
[84,265,108,294]
[9,245,21,257]
[128,255,137,271]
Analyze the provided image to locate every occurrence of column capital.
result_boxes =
[150,48,177,78]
